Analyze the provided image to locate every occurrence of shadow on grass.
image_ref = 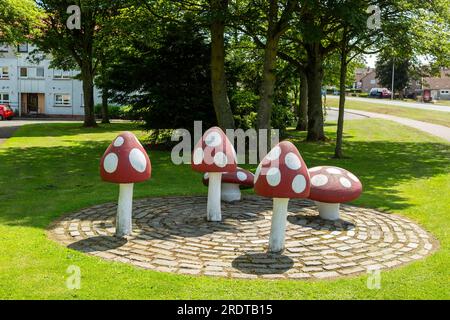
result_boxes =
[232,252,294,275]
[0,135,449,229]
[10,122,142,138]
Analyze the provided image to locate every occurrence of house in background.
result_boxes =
[354,67,380,92]
[0,43,101,117]
[422,68,450,100]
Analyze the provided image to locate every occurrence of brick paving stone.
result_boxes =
[313,271,339,278]
[49,195,437,280]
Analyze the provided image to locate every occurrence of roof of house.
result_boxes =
[423,69,450,90]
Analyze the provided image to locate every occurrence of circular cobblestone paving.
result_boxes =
[48,196,437,280]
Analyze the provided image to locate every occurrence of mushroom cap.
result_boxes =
[202,167,254,189]
[191,126,237,173]
[254,141,310,199]
[308,166,362,203]
[100,131,151,184]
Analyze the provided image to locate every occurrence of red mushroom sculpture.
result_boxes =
[308,166,362,220]
[254,141,310,252]
[192,127,237,221]
[100,132,151,237]
[202,167,254,202]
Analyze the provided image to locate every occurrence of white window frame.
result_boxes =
[0,93,10,104]
[20,67,28,78]
[36,67,45,78]
[18,43,28,53]
[0,66,8,79]
[54,94,71,107]
[53,70,71,79]
[0,43,8,53]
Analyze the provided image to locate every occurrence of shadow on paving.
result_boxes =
[68,236,127,252]
[232,252,294,275]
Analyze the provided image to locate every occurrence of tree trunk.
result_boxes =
[257,36,279,132]
[210,0,234,130]
[334,46,347,158]
[305,45,325,141]
[81,62,97,127]
[101,89,110,124]
[296,69,308,131]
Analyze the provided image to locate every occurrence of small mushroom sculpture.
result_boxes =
[308,166,362,221]
[202,167,254,202]
[100,132,151,237]
[192,126,237,221]
[254,141,311,252]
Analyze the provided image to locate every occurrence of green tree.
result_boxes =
[0,0,41,44]
[34,0,124,127]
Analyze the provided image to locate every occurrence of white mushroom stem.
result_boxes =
[221,183,241,202]
[315,201,340,221]
[207,172,222,222]
[269,198,290,253]
[116,183,134,237]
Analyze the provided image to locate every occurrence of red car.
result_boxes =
[0,104,14,120]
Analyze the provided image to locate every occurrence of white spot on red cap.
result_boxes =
[254,163,262,182]
[266,146,281,161]
[326,168,342,174]
[292,175,306,193]
[340,177,352,188]
[113,136,124,147]
[266,167,281,187]
[347,172,359,182]
[237,171,247,181]
[311,174,328,187]
[103,153,118,173]
[193,148,203,165]
[205,131,222,147]
[285,152,301,170]
[129,148,147,173]
[213,152,227,168]
[309,166,322,172]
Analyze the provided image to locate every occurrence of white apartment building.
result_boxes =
[0,43,101,117]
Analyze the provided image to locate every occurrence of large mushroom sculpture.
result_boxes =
[254,141,310,252]
[202,167,254,202]
[100,132,151,237]
[192,127,237,221]
[308,166,362,221]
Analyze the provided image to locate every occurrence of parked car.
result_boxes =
[0,104,14,120]
[369,88,392,99]
[422,89,432,103]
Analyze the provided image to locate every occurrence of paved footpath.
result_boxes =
[329,107,450,142]
[49,196,437,280]
[328,96,450,113]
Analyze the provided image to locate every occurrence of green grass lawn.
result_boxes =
[0,120,449,299]
[327,97,450,127]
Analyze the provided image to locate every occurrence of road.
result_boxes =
[327,96,450,113]
[328,107,450,142]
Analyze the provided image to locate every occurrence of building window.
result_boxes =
[370,79,376,84]
[53,70,71,79]
[36,67,45,78]
[0,67,8,79]
[0,93,10,104]
[0,43,8,53]
[20,67,28,78]
[18,43,28,53]
[54,94,71,106]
